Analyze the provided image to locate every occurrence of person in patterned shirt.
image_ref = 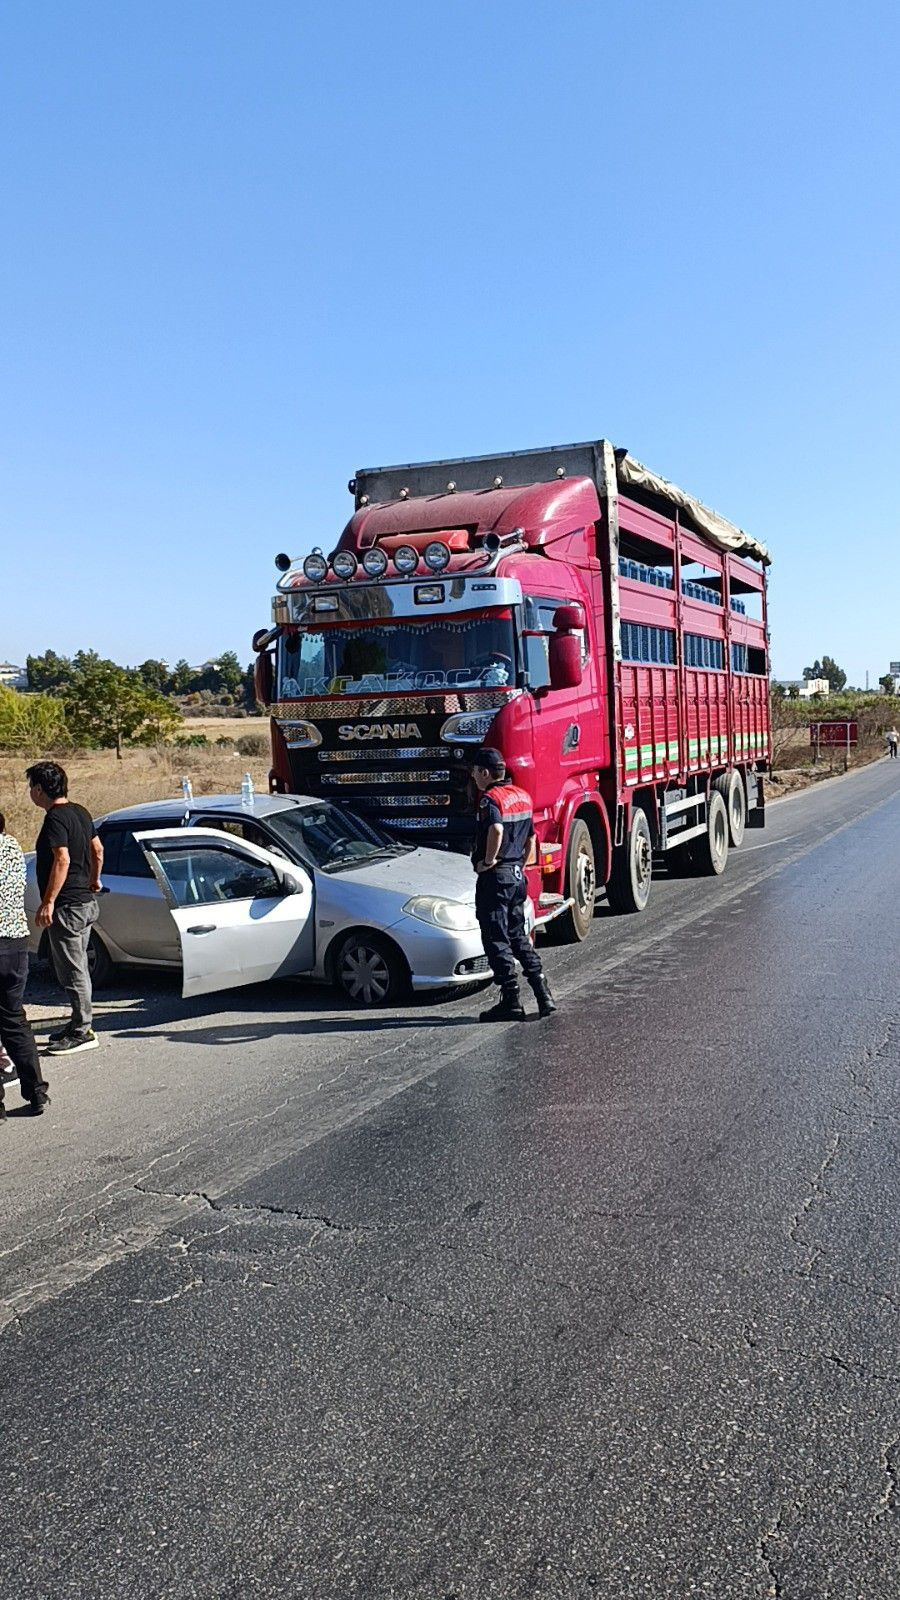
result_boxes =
[0,812,49,1118]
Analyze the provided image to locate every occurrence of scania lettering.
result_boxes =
[254,438,771,943]
[339,723,423,742]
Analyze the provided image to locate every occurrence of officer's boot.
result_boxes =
[528,974,557,1019]
[479,985,526,1023]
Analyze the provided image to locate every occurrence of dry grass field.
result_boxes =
[0,737,271,850]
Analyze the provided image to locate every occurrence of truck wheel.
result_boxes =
[606,807,653,913]
[689,790,729,876]
[550,819,596,943]
[714,771,746,848]
[334,931,409,1006]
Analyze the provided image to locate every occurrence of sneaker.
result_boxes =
[47,1023,73,1045]
[47,1029,98,1056]
[29,1094,50,1116]
[0,1064,18,1088]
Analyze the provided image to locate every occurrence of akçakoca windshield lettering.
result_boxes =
[280,616,516,698]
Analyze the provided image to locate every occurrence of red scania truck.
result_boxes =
[254,439,770,943]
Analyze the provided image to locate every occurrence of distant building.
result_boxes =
[886,662,900,694]
[0,662,28,690]
[799,677,830,699]
[774,678,830,699]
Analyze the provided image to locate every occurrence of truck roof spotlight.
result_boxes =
[423,540,450,572]
[393,545,419,575]
[362,547,389,577]
[302,548,328,582]
[330,550,358,580]
[274,552,291,571]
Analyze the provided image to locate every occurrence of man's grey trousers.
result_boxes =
[47,899,99,1031]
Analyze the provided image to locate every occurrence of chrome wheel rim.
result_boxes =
[634,830,652,891]
[574,848,596,915]
[340,944,391,1004]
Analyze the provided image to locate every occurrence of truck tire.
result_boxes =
[714,770,746,849]
[606,807,653,913]
[689,790,729,876]
[550,819,596,943]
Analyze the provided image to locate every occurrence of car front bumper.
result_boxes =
[386,914,490,991]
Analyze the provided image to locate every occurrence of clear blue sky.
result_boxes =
[2,0,898,685]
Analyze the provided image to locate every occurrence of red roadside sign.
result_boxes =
[809,721,858,747]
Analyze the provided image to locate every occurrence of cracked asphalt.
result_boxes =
[3,759,900,1598]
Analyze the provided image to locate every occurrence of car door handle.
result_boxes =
[186,924,217,934]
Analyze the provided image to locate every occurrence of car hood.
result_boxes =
[333,847,475,903]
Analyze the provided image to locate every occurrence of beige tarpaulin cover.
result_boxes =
[618,454,770,566]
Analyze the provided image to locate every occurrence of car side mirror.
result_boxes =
[549,632,583,690]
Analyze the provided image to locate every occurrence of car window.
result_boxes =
[152,846,284,907]
[199,816,282,853]
[117,830,158,879]
[96,825,122,875]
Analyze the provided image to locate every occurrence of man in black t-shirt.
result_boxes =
[27,761,104,1055]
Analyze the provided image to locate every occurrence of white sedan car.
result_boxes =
[26,793,500,1006]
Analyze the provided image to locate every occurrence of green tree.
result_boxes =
[0,684,69,751]
[241,661,260,711]
[820,655,846,692]
[138,658,169,692]
[63,657,182,757]
[25,649,73,694]
[168,658,193,694]
[803,655,846,692]
[216,650,243,695]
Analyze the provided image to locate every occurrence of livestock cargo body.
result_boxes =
[254,438,771,943]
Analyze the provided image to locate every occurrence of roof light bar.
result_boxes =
[362,547,389,577]
[330,550,358,580]
[393,545,419,575]
[302,548,328,582]
[423,540,451,572]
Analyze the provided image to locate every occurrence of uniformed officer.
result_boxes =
[470,748,556,1022]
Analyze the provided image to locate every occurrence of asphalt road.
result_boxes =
[3,759,900,1599]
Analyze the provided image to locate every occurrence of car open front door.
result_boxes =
[133,827,314,998]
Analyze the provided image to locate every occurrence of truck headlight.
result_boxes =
[440,710,496,743]
[402,896,479,932]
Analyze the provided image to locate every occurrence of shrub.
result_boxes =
[0,685,70,752]
[235,732,268,757]
[173,733,210,748]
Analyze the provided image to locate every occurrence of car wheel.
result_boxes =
[88,932,115,989]
[334,932,409,1007]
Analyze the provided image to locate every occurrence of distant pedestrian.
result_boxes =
[0,811,49,1119]
[470,748,556,1022]
[27,761,103,1055]
[887,729,899,760]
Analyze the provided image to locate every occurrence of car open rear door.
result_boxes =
[133,827,314,998]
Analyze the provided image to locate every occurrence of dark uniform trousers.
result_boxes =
[475,863,543,995]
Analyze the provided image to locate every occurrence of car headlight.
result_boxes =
[402,896,479,932]
[439,710,496,743]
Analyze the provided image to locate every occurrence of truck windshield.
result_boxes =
[280,614,517,697]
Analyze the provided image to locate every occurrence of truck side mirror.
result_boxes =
[549,632,583,690]
[254,651,274,708]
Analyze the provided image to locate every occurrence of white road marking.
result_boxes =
[739,832,803,853]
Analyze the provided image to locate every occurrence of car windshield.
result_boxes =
[263,802,411,872]
[279,614,516,697]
